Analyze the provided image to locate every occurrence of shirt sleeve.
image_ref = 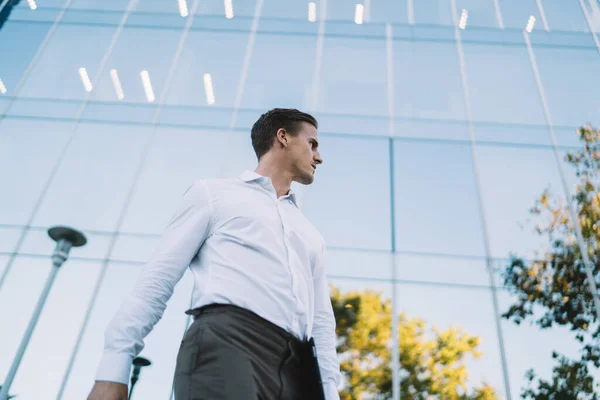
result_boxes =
[313,243,343,400]
[95,180,213,384]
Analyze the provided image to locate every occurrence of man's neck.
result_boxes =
[254,164,292,198]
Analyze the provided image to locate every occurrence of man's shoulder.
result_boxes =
[187,176,246,194]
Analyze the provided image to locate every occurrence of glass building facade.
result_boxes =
[1,0,600,399]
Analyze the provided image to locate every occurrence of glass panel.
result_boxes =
[0,21,53,99]
[498,0,544,31]
[0,226,22,253]
[89,27,182,106]
[195,0,257,18]
[542,1,588,32]
[111,234,159,263]
[7,259,101,399]
[369,0,409,24]
[583,0,600,32]
[327,0,410,24]
[475,144,563,259]
[31,123,150,232]
[395,254,489,286]
[59,262,194,399]
[6,4,62,22]
[317,36,388,117]
[241,33,316,110]
[394,140,486,257]
[455,0,499,28]
[7,98,82,119]
[17,24,118,101]
[474,123,552,146]
[462,42,545,125]
[0,118,74,226]
[121,127,228,234]
[61,9,125,25]
[393,38,466,121]
[221,129,261,178]
[413,0,453,26]
[327,249,391,280]
[0,255,8,280]
[70,0,130,11]
[0,257,54,389]
[164,30,248,110]
[261,0,323,20]
[395,119,469,141]
[533,45,600,127]
[14,0,65,8]
[397,282,507,398]
[314,113,389,137]
[303,136,391,251]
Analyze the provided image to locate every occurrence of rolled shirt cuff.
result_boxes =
[323,379,340,400]
[95,352,133,385]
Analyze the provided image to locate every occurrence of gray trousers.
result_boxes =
[173,304,326,400]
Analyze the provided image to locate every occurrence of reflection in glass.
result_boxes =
[0,21,53,98]
[393,39,465,121]
[533,45,600,127]
[303,135,391,250]
[476,144,563,259]
[8,259,101,399]
[241,33,316,110]
[317,36,387,116]
[165,30,248,109]
[18,24,118,100]
[0,226,22,253]
[462,42,545,125]
[121,127,228,234]
[59,263,193,399]
[454,0,499,28]
[0,118,75,226]
[398,283,506,398]
[498,0,545,30]
[394,140,485,256]
[31,123,150,232]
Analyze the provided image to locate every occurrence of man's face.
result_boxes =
[287,122,323,185]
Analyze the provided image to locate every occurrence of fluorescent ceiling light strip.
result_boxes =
[224,0,234,19]
[178,0,189,17]
[308,2,316,22]
[526,15,536,33]
[140,70,155,103]
[354,4,364,25]
[110,69,124,100]
[78,67,93,92]
[203,73,215,105]
[27,0,36,10]
[0,79,6,94]
[459,9,468,29]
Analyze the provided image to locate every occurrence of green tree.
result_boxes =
[502,125,600,399]
[330,285,498,400]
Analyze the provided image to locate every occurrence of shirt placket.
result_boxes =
[274,197,303,337]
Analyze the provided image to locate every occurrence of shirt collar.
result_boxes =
[239,170,298,206]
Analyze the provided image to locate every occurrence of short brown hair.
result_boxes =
[251,108,318,160]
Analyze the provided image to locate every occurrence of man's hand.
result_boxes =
[87,381,128,400]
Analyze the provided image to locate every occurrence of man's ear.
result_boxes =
[276,128,289,147]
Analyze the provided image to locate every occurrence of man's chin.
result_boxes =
[295,174,314,185]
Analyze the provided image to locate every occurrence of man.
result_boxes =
[87,108,342,399]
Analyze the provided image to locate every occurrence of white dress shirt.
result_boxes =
[95,170,342,399]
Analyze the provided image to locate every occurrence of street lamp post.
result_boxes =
[0,226,86,400]
[129,357,151,399]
